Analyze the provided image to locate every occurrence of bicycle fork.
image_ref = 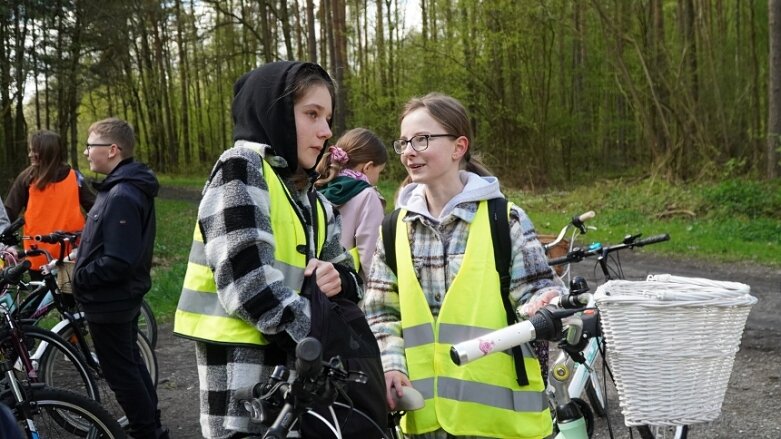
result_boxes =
[549,354,589,439]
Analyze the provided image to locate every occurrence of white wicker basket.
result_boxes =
[594,274,757,427]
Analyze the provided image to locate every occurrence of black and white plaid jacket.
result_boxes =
[193,143,360,438]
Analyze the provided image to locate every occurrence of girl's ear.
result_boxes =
[361,161,375,173]
[452,136,469,161]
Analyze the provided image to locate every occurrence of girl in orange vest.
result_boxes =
[4,130,95,274]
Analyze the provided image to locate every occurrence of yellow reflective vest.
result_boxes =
[174,157,326,346]
[393,201,551,438]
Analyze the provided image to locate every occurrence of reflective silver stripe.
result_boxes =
[189,240,207,266]
[439,323,535,358]
[410,377,435,400]
[437,376,548,412]
[276,261,305,290]
[403,323,434,348]
[178,288,230,317]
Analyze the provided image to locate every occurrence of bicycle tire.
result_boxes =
[2,324,100,401]
[636,424,689,439]
[54,321,158,427]
[11,386,125,438]
[138,299,158,349]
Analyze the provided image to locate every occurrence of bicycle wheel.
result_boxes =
[138,299,158,349]
[636,425,689,439]
[54,321,158,427]
[12,386,125,438]
[3,325,100,400]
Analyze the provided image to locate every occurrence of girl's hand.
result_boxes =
[520,290,560,318]
[304,259,342,297]
[384,370,412,411]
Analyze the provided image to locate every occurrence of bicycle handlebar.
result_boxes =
[548,233,670,266]
[295,337,323,381]
[33,231,81,245]
[451,306,580,366]
[1,260,32,287]
[545,210,596,251]
[0,217,24,246]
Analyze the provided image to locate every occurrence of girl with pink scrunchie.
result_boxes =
[315,128,388,281]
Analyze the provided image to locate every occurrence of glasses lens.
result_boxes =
[411,135,428,152]
[393,139,406,154]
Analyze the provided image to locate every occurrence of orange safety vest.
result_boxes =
[24,169,86,270]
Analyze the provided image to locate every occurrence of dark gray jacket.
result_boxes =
[73,158,158,322]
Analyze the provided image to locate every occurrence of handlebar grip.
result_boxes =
[450,320,535,366]
[634,233,670,247]
[34,233,61,244]
[295,337,323,380]
[578,211,596,222]
[0,217,25,237]
[2,260,32,285]
[547,255,571,266]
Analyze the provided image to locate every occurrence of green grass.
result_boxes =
[149,176,780,322]
[148,198,198,323]
[509,178,781,267]
[156,174,208,189]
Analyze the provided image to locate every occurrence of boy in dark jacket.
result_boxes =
[73,117,167,439]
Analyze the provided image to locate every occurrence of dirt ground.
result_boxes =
[153,247,780,438]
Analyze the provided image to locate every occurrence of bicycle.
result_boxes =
[451,262,689,439]
[0,262,124,438]
[238,337,424,439]
[15,228,158,348]
[542,223,686,439]
[0,232,158,428]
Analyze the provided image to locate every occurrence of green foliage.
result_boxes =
[700,179,781,219]
[512,178,780,267]
[147,199,198,322]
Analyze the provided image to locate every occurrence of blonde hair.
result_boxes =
[88,117,136,157]
[315,128,388,187]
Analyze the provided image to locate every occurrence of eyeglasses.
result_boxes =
[392,134,456,154]
[85,143,122,151]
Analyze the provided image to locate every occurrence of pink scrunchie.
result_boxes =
[329,146,349,164]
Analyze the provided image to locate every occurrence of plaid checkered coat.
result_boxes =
[191,144,359,438]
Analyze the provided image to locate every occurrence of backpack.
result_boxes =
[381,197,530,386]
[304,191,388,436]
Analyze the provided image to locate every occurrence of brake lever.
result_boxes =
[623,233,642,245]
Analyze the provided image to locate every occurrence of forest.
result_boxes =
[1,0,779,190]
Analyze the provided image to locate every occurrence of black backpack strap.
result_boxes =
[307,190,321,260]
[488,198,529,386]
[381,208,402,277]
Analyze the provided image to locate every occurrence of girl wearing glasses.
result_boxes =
[315,128,388,281]
[4,130,95,275]
[363,93,565,438]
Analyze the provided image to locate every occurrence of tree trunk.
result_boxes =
[175,0,192,166]
[305,0,317,63]
[768,0,781,179]
[332,0,349,134]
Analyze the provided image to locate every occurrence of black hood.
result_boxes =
[232,61,334,177]
[96,159,159,198]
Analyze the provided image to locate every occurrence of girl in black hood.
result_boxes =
[175,62,384,438]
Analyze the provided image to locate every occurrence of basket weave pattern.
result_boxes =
[594,275,756,427]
